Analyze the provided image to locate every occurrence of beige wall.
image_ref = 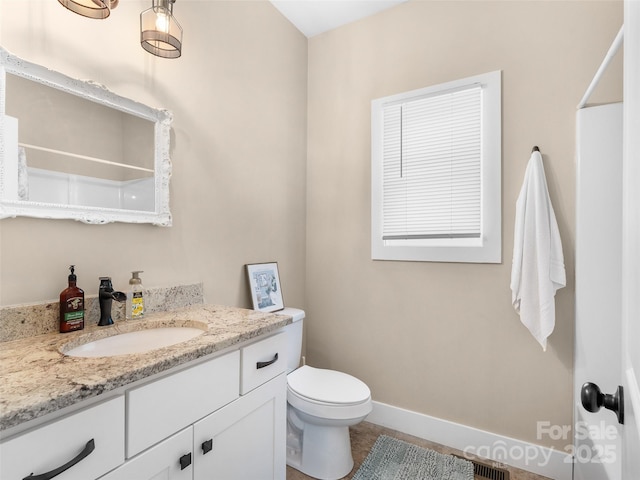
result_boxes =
[0,1,308,308]
[306,0,622,449]
[0,0,624,454]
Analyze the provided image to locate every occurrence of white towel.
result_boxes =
[510,151,566,351]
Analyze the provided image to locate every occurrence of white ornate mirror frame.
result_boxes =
[0,47,173,226]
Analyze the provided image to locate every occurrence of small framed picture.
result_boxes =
[246,262,284,313]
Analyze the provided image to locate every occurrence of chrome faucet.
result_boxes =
[98,277,126,326]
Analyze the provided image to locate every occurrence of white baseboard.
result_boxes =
[366,401,572,480]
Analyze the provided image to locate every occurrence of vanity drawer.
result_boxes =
[127,350,239,458]
[241,332,287,394]
[0,396,125,480]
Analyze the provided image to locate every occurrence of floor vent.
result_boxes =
[455,455,510,480]
[472,460,509,480]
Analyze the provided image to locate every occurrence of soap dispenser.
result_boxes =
[60,265,85,333]
[126,271,145,319]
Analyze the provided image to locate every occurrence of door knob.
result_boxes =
[581,382,624,424]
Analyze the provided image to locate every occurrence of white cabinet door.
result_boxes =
[193,373,286,480]
[99,427,193,480]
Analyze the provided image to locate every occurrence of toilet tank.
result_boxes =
[276,307,305,373]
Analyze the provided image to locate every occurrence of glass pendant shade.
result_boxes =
[140,0,183,59]
[57,0,118,19]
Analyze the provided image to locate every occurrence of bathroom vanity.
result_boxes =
[0,304,290,480]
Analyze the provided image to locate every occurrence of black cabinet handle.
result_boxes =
[201,439,213,455]
[179,453,192,470]
[257,353,278,369]
[23,439,95,480]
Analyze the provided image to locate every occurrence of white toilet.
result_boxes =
[279,308,372,480]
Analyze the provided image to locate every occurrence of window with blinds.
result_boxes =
[371,71,501,263]
[382,85,482,240]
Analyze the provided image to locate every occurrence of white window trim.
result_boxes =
[371,70,502,263]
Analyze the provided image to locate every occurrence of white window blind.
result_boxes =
[382,85,482,240]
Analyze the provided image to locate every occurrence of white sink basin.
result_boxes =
[64,327,205,358]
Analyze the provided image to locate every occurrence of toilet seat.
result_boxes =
[287,365,372,420]
[288,365,370,404]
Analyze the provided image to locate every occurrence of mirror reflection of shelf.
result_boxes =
[18,143,155,174]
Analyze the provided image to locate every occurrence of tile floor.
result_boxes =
[286,421,553,480]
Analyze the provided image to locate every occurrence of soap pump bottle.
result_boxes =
[126,271,145,319]
[60,265,85,333]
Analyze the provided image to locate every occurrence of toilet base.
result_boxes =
[287,421,353,480]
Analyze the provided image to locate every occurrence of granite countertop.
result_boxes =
[0,304,291,433]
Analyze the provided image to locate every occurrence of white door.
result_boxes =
[575,102,623,480]
[620,0,640,477]
[575,2,640,479]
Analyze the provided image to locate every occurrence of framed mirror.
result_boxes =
[0,47,172,225]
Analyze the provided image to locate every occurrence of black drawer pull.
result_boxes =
[23,439,95,480]
[179,453,192,470]
[256,353,278,369]
[201,439,213,455]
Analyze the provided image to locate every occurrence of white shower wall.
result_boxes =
[27,167,155,212]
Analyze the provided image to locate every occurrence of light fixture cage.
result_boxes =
[57,0,118,19]
[140,0,183,59]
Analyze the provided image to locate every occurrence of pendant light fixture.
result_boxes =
[140,0,183,59]
[57,0,118,19]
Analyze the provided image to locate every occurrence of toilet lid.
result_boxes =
[288,365,370,405]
